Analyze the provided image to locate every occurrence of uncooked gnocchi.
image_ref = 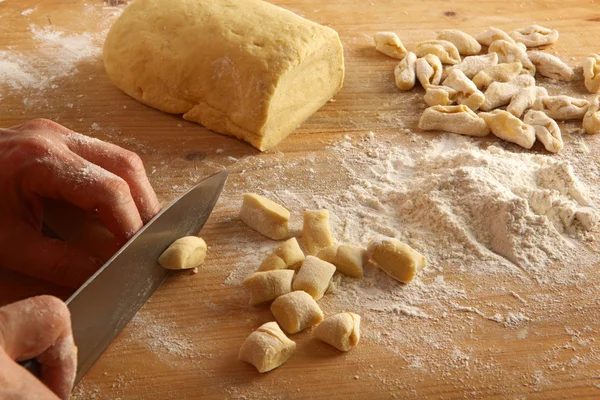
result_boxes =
[415,40,461,65]
[448,53,498,79]
[238,322,296,373]
[158,236,207,270]
[509,25,559,48]
[480,110,536,149]
[437,29,481,56]
[292,255,336,300]
[367,238,427,284]
[374,32,408,59]
[441,69,485,110]
[475,27,517,47]
[316,244,367,279]
[242,269,294,306]
[533,95,591,120]
[415,54,443,88]
[488,40,536,75]
[423,85,457,107]
[583,96,600,135]
[394,52,417,91]
[418,105,490,137]
[270,290,324,334]
[314,312,361,352]
[528,51,574,81]
[481,74,535,111]
[258,237,305,271]
[583,54,600,94]
[523,110,563,153]
[239,193,289,240]
[302,209,334,255]
[472,62,524,90]
[507,86,548,118]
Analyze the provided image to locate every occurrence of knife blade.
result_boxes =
[53,169,227,384]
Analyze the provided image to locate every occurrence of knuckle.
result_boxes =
[34,295,70,322]
[103,175,133,204]
[21,118,62,133]
[116,150,146,176]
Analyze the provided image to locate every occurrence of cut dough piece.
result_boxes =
[472,62,523,90]
[509,25,559,48]
[302,209,334,255]
[238,322,296,373]
[242,270,294,305]
[528,51,574,81]
[374,32,408,59]
[437,29,481,56]
[240,193,289,240]
[103,0,344,151]
[314,312,361,352]
[270,291,324,334]
[448,53,498,79]
[423,85,458,107]
[480,74,535,111]
[158,236,207,270]
[583,96,600,135]
[316,244,367,279]
[415,40,461,65]
[488,40,536,75]
[292,256,336,300]
[416,54,443,88]
[258,238,305,271]
[523,110,563,153]
[480,110,536,149]
[583,54,600,94]
[419,105,490,137]
[441,69,485,111]
[367,239,427,284]
[507,86,548,118]
[533,95,590,120]
[394,52,417,91]
[475,27,517,47]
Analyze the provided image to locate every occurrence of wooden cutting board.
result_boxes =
[1,0,600,398]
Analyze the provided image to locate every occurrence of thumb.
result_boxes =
[0,221,102,288]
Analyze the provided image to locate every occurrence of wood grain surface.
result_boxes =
[1,0,600,399]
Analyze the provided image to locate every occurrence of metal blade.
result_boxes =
[66,170,228,384]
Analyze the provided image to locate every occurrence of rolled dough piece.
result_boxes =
[258,237,305,271]
[103,0,345,151]
[158,236,207,270]
[270,291,324,334]
[367,238,427,283]
[292,256,336,300]
[302,209,334,255]
[314,312,361,351]
[242,270,294,306]
[238,321,296,373]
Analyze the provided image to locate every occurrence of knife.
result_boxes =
[20,170,228,384]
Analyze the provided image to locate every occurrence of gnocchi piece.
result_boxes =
[258,237,305,271]
[480,110,536,149]
[475,27,517,47]
[488,40,536,75]
[302,209,334,255]
[472,62,523,90]
[415,54,443,88]
[528,51,574,81]
[507,86,549,118]
[424,85,458,107]
[238,322,296,373]
[314,312,361,352]
[583,54,600,93]
[448,53,498,79]
[270,290,324,334]
[481,74,535,111]
[367,238,427,283]
[437,29,482,56]
[441,69,485,111]
[292,255,336,300]
[583,96,600,135]
[418,105,490,137]
[158,236,207,270]
[415,40,461,65]
[533,95,591,120]
[239,193,289,240]
[394,52,417,91]
[374,32,407,59]
[242,269,294,306]
[316,244,367,279]
[509,25,559,48]
[523,110,564,153]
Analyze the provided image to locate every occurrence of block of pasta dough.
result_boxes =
[103,0,345,151]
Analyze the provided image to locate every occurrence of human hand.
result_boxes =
[0,119,161,288]
[0,296,77,400]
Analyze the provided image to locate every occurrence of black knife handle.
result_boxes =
[19,358,40,377]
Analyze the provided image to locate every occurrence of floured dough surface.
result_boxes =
[103,0,345,150]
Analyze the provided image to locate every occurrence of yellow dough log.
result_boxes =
[103,0,345,151]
